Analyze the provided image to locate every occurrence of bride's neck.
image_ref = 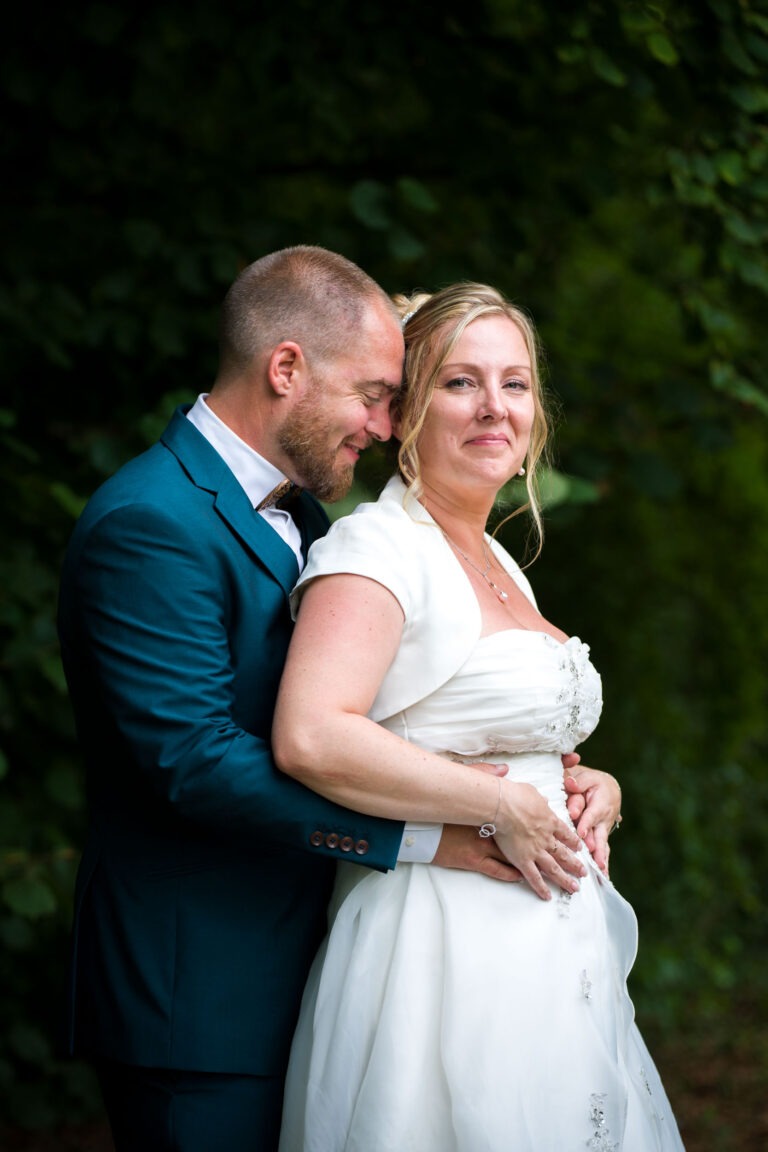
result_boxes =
[420,482,493,554]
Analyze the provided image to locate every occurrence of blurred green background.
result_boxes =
[2,1,767,1148]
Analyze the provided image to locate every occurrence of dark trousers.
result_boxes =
[96,1061,284,1152]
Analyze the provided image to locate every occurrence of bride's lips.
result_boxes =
[466,435,510,446]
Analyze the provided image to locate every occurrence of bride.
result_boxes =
[273,282,685,1150]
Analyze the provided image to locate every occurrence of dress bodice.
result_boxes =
[381,631,603,761]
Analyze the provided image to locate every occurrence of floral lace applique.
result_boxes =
[543,636,602,748]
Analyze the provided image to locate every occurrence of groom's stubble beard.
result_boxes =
[277,377,357,504]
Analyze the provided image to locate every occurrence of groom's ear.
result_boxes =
[267,342,308,397]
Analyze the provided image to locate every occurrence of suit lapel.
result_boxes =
[161,407,301,594]
[214,483,300,592]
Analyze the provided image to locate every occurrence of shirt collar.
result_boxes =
[186,394,288,509]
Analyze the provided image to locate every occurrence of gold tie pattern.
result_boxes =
[256,479,302,511]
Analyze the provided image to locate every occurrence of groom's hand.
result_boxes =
[433,823,523,882]
[432,760,522,882]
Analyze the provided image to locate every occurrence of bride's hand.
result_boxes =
[494,781,586,901]
[563,767,622,876]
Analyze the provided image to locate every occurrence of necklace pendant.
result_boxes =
[489,581,509,603]
[441,529,511,605]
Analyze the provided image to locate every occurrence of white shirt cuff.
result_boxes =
[397,823,442,864]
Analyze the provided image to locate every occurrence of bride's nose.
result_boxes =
[478,385,506,420]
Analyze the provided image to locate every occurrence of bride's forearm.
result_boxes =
[272,708,503,827]
[273,708,584,899]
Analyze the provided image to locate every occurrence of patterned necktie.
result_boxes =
[256,479,302,511]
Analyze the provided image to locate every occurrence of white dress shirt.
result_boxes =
[185,396,440,864]
[186,394,303,564]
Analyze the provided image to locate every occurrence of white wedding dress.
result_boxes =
[279,629,684,1151]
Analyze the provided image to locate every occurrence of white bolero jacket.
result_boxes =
[291,476,538,723]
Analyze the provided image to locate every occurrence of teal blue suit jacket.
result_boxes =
[58,407,403,1075]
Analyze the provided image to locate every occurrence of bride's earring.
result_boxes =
[518,465,526,476]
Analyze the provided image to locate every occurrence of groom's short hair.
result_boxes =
[217,245,396,381]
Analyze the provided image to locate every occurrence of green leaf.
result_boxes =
[388,227,425,263]
[589,49,627,86]
[45,763,83,810]
[562,475,602,505]
[734,258,768,294]
[49,480,87,520]
[743,30,768,65]
[722,27,759,76]
[0,915,35,951]
[556,44,585,65]
[723,212,766,245]
[504,468,601,510]
[1,875,57,920]
[710,361,768,414]
[87,433,128,476]
[621,10,657,36]
[716,151,746,186]
[647,33,679,66]
[687,294,741,341]
[692,153,717,187]
[349,180,391,230]
[730,84,768,113]
[396,177,439,215]
[745,13,768,37]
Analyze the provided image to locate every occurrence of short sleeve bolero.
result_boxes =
[291,476,538,723]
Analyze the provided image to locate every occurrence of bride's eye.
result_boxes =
[443,376,474,390]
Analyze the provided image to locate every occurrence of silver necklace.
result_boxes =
[442,532,509,603]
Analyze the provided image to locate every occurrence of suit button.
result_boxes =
[354,839,369,856]
[325,833,340,849]
[340,836,354,853]
[309,831,324,847]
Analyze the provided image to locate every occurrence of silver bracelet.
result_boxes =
[479,778,502,839]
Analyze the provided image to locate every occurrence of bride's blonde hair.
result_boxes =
[391,282,552,560]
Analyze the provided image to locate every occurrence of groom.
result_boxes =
[58,245,618,1152]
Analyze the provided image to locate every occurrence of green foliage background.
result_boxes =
[1,0,767,1131]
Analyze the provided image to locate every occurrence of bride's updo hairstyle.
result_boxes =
[391,282,552,559]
